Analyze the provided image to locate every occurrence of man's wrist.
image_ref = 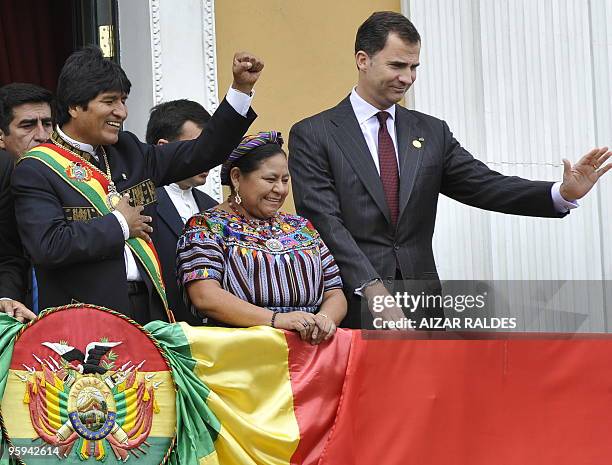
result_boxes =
[111,210,130,240]
[226,87,253,117]
[230,82,254,96]
[354,277,381,297]
[551,181,578,212]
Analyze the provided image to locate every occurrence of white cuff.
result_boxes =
[354,278,382,297]
[551,182,579,213]
[0,297,12,301]
[112,210,130,240]
[226,87,254,117]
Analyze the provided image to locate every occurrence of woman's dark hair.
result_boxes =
[355,11,421,56]
[225,143,286,188]
[56,46,131,125]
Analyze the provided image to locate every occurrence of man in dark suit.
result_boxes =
[0,83,54,320]
[0,150,36,321]
[12,46,262,325]
[289,12,611,328]
[145,99,218,325]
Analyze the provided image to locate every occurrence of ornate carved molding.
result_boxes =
[201,0,222,202]
[201,0,219,111]
[150,0,163,105]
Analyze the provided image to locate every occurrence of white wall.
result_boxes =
[403,0,611,330]
[117,0,222,201]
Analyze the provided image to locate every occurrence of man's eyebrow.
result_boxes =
[17,117,53,126]
[388,60,420,67]
[17,118,38,126]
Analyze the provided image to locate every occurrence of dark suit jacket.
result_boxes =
[12,98,255,323]
[154,186,217,325]
[0,150,28,302]
[289,96,563,328]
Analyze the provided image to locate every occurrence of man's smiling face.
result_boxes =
[355,33,421,110]
[67,91,128,146]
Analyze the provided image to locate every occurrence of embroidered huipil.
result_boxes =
[176,209,343,323]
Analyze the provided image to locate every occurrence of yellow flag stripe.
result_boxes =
[181,324,299,465]
[29,146,109,200]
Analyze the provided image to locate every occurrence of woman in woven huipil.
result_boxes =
[176,132,346,344]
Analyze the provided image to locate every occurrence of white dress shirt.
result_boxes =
[56,86,253,281]
[350,88,400,173]
[164,184,200,224]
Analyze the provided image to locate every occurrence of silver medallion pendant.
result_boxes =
[265,238,284,252]
[106,189,122,210]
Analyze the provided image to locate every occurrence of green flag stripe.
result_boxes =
[143,322,220,462]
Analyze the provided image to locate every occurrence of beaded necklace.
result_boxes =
[228,200,284,252]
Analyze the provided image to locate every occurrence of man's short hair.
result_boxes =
[145,99,211,144]
[355,11,421,56]
[56,46,131,125]
[0,83,53,134]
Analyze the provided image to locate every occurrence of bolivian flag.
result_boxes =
[4,306,612,465]
[145,321,352,465]
[0,306,350,465]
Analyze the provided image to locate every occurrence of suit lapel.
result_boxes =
[156,187,184,237]
[329,97,390,222]
[193,189,217,211]
[395,106,424,222]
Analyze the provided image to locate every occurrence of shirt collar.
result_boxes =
[168,183,192,195]
[349,87,396,125]
[56,125,96,157]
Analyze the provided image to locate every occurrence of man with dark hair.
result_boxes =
[12,46,262,324]
[0,83,53,321]
[289,11,610,328]
[0,83,53,159]
[146,99,217,325]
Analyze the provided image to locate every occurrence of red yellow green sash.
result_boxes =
[22,143,169,315]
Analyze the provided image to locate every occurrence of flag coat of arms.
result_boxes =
[0,306,177,464]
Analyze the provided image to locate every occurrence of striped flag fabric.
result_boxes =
[3,305,612,464]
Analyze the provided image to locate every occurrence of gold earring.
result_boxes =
[235,189,242,205]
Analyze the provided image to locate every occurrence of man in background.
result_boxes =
[0,83,53,320]
[0,83,53,159]
[146,99,218,325]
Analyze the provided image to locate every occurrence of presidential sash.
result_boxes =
[22,143,170,316]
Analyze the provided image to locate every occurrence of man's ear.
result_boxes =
[0,130,5,149]
[156,138,169,146]
[68,105,81,119]
[355,51,369,72]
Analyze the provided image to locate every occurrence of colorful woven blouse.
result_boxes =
[176,208,343,323]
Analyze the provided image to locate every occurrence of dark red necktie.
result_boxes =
[376,111,399,224]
